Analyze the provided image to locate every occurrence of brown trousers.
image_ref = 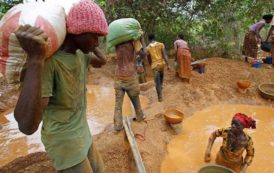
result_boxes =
[57,143,104,173]
[114,77,144,131]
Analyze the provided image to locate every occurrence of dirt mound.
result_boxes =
[155,58,274,117]
[95,115,174,173]
[0,152,55,173]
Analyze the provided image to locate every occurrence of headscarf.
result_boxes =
[233,113,256,129]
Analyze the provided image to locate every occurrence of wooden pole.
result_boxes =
[123,117,146,173]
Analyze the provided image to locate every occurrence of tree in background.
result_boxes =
[195,0,272,58]
[1,0,273,58]
[0,0,23,19]
[100,0,273,58]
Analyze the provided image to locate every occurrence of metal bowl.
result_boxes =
[163,109,184,124]
[198,164,235,173]
[258,83,274,99]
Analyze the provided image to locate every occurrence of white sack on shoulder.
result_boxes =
[0,2,66,84]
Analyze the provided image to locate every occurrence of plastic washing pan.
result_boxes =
[163,109,184,124]
[198,164,235,173]
[258,83,274,100]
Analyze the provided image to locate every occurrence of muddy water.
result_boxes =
[161,105,274,173]
[0,85,149,167]
[86,84,149,133]
[0,110,42,167]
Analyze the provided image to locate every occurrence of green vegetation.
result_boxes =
[1,0,273,58]
[101,0,273,58]
[0,0,23,19]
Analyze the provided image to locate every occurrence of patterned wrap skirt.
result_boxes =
[242,31,258,58]
[176,48,192,79]
[215,149,243,173]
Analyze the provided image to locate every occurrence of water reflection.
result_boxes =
[0,111,43,166]
[86,84,149,127]
[0,85,149,166]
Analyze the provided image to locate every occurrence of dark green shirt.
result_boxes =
[41,50,91,170]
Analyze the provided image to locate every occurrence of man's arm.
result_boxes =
[266,25,274,42]
[161,48,171,70]
[255,24,265,43]
[241,138,255,173]
[14,25,48,135]
[90,47,106,68]
[140,35,147,55]
[135,35,147,61]
[138,48,146,60]
[147,54,152,66]
[174,42,178,61]
[204,130,219,162]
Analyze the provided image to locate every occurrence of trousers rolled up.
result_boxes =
[114,77,144,131]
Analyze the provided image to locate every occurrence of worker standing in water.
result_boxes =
[14,0,108,172]
[204,113,256,173]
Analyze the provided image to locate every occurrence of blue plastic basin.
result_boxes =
[198,67,205,73]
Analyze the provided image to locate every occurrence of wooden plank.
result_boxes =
[123,117,146,173]
[191,59,206,65]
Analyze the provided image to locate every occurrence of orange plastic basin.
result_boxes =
[237,80,251,90]
[163,109,184,124]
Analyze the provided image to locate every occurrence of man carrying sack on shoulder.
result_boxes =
[13,0,108,172]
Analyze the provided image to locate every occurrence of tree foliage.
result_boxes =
[1,0,273,57]
[0,0,23,19]
[101,0,273,57]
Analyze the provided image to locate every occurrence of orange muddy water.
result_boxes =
[0,85,149,167]
[161,105,274,173]
[86,84,149,126]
